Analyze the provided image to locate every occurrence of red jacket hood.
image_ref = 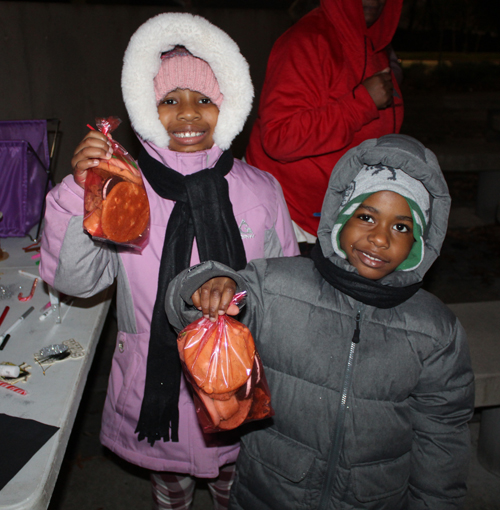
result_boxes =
[320,0,403,54]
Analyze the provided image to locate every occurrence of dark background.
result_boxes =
[2,0,500,183]
[9,0,500,52]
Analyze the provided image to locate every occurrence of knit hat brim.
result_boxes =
[154,47,223,109]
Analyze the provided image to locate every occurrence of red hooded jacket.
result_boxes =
[246,0,404,236]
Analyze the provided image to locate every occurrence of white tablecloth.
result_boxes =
[0,233,112,509]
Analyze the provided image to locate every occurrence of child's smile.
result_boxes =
[157,88,219,152]
[339,191,415,280]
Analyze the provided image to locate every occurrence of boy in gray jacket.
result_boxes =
[166,134,474,510]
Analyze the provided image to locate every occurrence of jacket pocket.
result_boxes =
[244,427,316,482]
[113,331,149,419]
[350,451,410,503]
[232,428,319,510]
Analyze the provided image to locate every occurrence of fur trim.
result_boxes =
[122,12,254,151]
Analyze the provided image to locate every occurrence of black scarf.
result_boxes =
[136,148,247,445]
[310,242,422,309]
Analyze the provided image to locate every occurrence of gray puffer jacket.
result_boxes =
[166,135,475,509]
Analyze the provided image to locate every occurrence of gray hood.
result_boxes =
[317,134,451,287]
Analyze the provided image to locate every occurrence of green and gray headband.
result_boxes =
[331,164,431,272]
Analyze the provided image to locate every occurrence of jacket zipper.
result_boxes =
[317,305,363,509]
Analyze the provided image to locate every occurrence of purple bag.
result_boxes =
[0,120,51,237]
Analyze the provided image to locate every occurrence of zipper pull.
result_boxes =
[352,312,361,344]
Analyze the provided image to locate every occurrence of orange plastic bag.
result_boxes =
[83,117,150,250]
[177,292,274,432]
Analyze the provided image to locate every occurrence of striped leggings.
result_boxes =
[151,463,236,510]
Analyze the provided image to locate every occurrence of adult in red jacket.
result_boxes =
[246,0,404,240]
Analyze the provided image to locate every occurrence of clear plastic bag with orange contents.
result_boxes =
[177,292,274,433]
[83,117,150,250]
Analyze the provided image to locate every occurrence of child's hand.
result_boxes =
[362,67,393,110]
[71,131,113,188]
[191,277,239,322]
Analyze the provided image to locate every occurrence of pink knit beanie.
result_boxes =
[154,46,223,108]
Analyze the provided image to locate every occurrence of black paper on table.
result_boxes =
[0,413,59,491]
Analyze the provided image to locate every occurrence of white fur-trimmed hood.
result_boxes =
[122,12,254,151]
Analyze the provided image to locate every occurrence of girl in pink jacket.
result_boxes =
[40,13,298,510]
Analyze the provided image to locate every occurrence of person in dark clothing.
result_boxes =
[167,134,474,510]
